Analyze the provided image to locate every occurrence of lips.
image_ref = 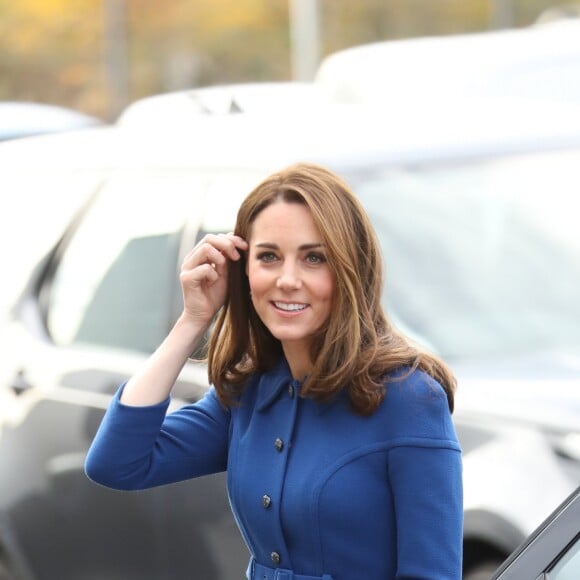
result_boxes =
[273,301,308,312]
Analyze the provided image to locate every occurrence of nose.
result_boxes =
[276,262,302,290]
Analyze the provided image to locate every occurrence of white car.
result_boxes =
[315,18,580,106]
[0,96,579,580]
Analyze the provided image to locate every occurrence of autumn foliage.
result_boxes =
[0,0,564,121]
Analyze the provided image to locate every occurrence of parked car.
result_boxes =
[491,485,580,580]
[314,18,580,106]
[0,97,579,580]
[0,102,103,142]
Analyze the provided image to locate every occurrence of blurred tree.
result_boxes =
[0,0,574,121]
[322,0,490,53]
[125,0,289,93]
[0,0,104,115]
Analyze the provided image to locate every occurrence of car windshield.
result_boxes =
[352,148,580,360]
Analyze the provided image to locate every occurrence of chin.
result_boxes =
[265,325,301,339]
[272,332,307,343]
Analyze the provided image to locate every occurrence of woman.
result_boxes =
[85,162,463,579]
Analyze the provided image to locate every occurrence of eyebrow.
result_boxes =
[254,242,326,250]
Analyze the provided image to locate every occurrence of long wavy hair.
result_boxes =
[207,162,456,415]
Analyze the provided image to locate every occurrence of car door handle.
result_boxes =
[10,370,34,395]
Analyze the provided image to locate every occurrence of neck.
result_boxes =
[282,341,312,381]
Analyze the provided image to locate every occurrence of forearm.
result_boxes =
[120,313,210,406]
[390,445,463,579]
[85,385,229,490]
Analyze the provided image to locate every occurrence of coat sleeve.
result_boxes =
[85,385,230,490]
[387,375,463,580]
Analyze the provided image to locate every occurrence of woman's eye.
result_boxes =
[306,252,326,265]
[256,251,278,263]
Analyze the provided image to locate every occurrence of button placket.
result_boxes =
[263,379,300,569]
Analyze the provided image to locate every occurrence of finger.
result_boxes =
[180,263,220,287]
[182,242,226,271]
[183,234,247,268]
[227,233,249,252]
[208,233,248,260]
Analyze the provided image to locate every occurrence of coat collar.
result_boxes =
[256,357,295,412]
[255,356,344,415]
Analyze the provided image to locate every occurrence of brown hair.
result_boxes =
[207,162,456,415]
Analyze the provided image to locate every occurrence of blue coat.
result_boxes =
[85,358,463,579]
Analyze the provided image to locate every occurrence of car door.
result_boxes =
[491,486,580,579]
[0,172,248,580]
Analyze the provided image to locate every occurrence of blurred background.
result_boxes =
[1,0,578,121]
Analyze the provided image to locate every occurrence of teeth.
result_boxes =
[274,302,307,312]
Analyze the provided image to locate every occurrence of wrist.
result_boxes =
[174,311,211,344]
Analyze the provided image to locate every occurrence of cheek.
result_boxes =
[247,264,268,296]
[319,273,335,303]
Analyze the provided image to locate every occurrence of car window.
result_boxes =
[0,172,100,316]
[46,174,206,353]
[549,534,580,580]
[352,148,580,359]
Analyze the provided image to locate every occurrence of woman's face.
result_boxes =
[247,200,334,364]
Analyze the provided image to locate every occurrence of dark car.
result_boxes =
[0,98,579,579]
[491,485,580,580]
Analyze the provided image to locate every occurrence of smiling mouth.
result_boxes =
[273,301,308,312]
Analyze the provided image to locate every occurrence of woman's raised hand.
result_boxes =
[180,233,248,326]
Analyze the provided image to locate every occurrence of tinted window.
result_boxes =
[550,534,580,580]
[352,149,580,359]
[46,174,206,353]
